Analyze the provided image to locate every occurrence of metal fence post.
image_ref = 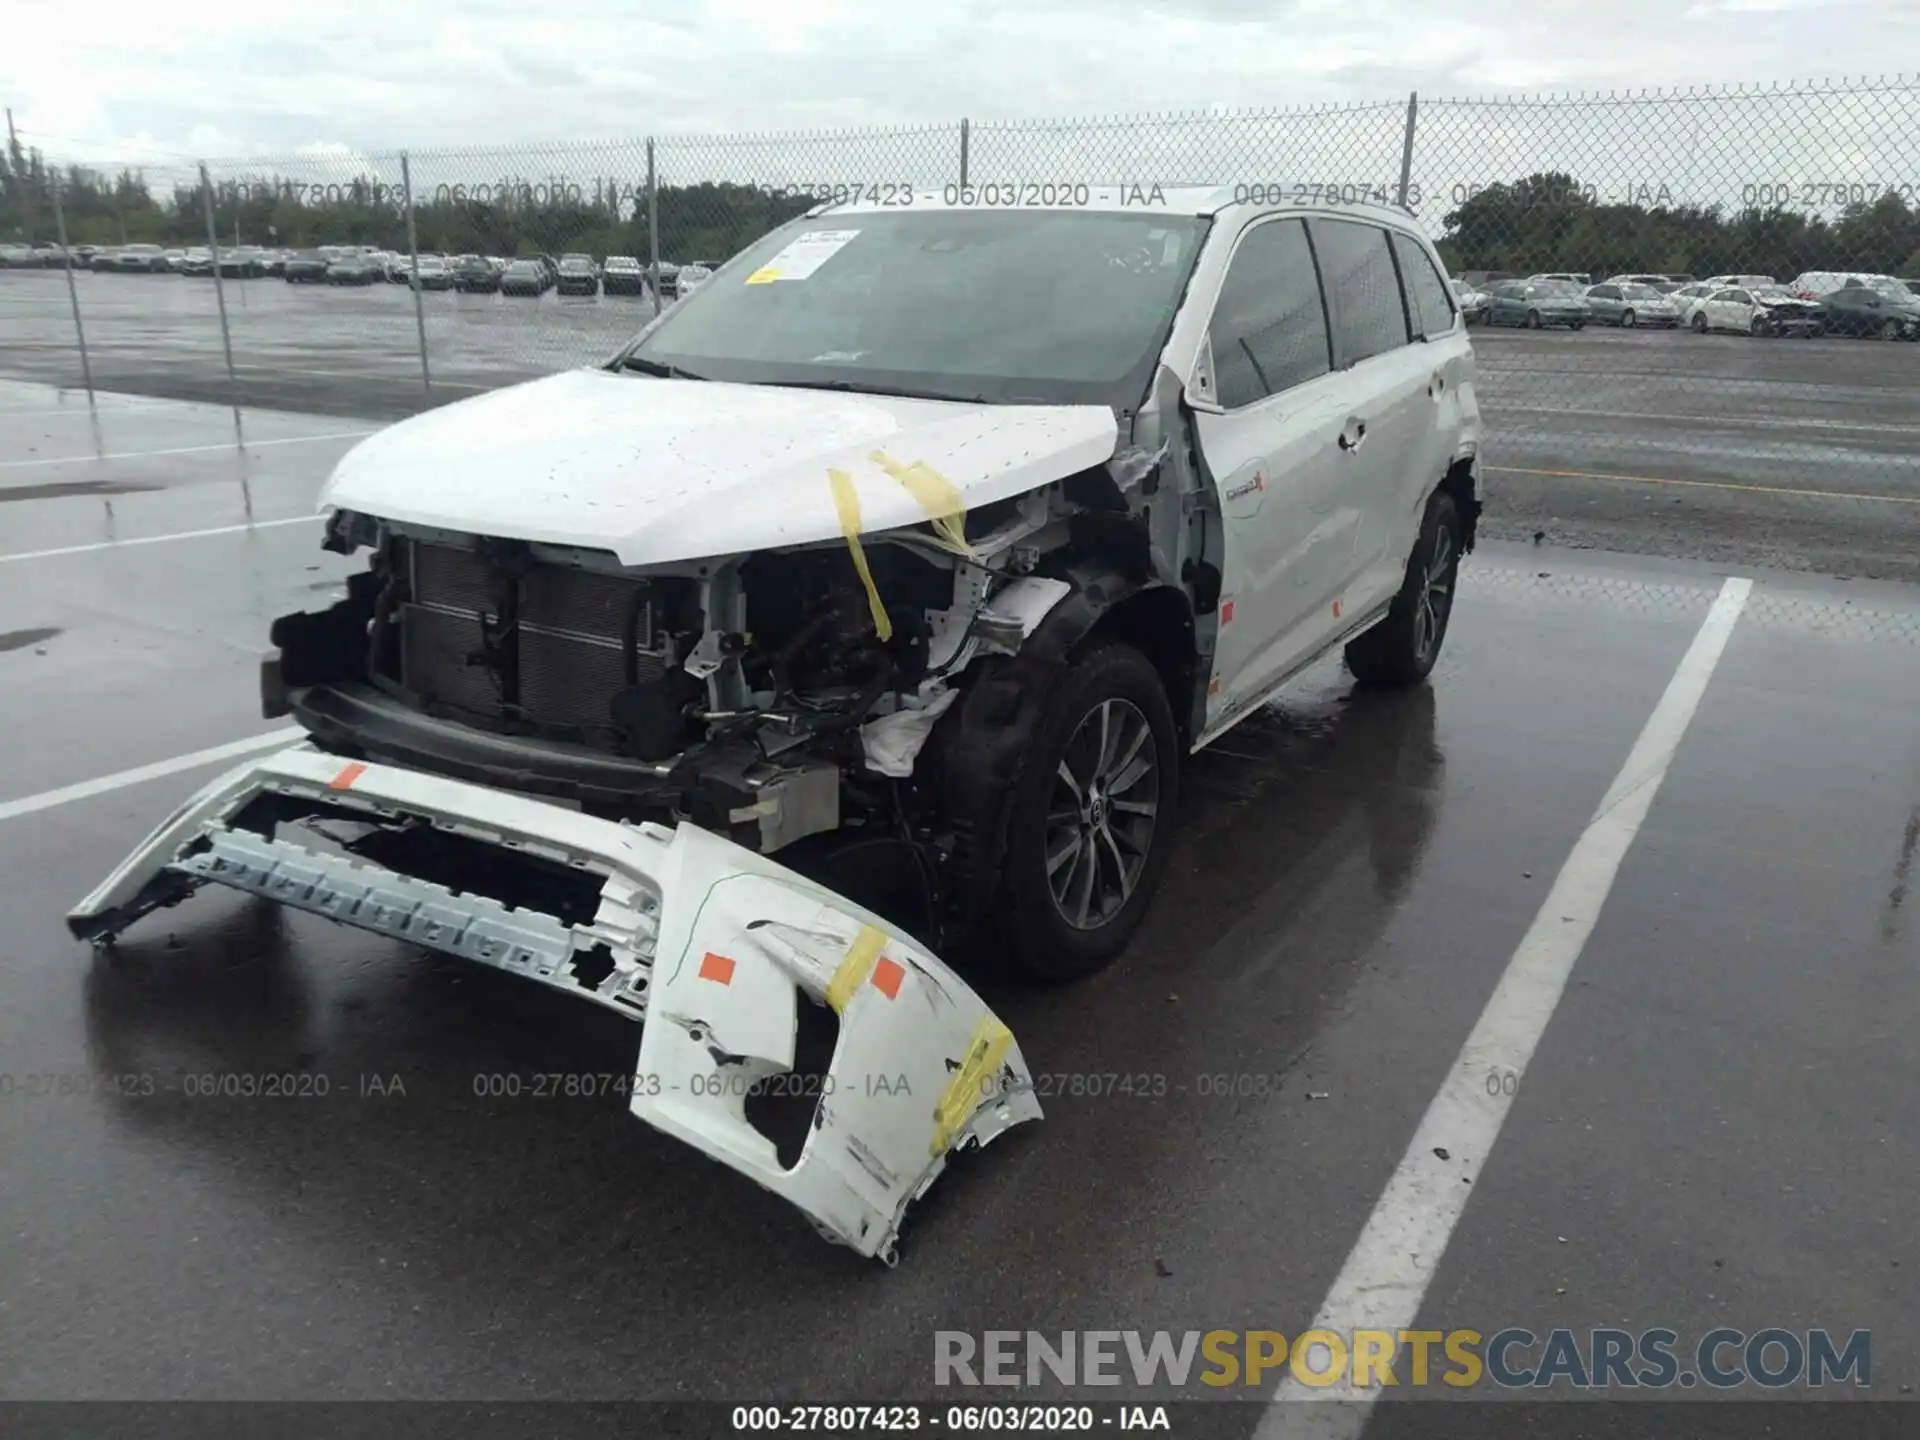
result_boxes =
[959,118,970,189]
[1396,92,1418,210]
[48,171,95,406]
[647,138,661,319]
[198,162,240,413]
[402,152,432,395]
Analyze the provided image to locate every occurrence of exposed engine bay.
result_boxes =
[260,472,1125,914]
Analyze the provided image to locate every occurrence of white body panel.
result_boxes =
[318,369,1118,566]
[65,745,1041,1263]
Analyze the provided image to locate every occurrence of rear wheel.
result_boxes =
[1525,310,1542,328]
[997,643,1179,981]
[1621,309,1637,327]
[1345,490,1462,689]
[1692,312,1709,333]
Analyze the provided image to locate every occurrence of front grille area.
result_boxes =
[398,541,674,747]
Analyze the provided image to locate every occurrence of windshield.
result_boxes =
[619,208,1206,408]
[1622,284,1664,300]
[1531,279,1584,297]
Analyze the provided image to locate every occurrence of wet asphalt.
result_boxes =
[0,382,1917,1435]
[3,268,1919,582]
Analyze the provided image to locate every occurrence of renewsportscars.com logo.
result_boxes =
[933,1328,1871,1391]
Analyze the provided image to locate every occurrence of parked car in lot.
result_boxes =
[556,254,600,295]
[1786,270,1901,300]
[1604,272,1676,290]
[652,259,682,297]
[1687,285,1824,336]
[1484,277,1589,328]
[1816,284,1920,339]
[601,254,648,295]
[283,249,330,282]
[1666,282,1718,321]
[452,254,499,292]
[1699,273,1776,291]
[676,262,714,297]
[72,189,1480,1260]
[217,246,271,279]
[410,255,455,290]
[326,254,386,285]
[1450,277,1490,324]
[1584,280,1680,327]
[1,243,42,267]
[124,244,177,274]
[1528,271,1592,286]
[178,248,215,276]
[499,257,555,295]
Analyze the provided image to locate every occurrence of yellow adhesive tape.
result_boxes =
[826,924,888,1014]
[869,450,974,555]
[930,1015,1014,1156]
[827,467,894,641]
[745,267,779,285]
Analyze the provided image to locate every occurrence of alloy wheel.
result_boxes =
[1412,522,1457,666]
[1045,699,1160,931]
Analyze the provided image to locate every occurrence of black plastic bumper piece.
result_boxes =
[286,681,682,812]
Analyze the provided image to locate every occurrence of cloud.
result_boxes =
[1,0,1909,166]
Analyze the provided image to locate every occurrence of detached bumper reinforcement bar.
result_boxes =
[67,742,1042,1261]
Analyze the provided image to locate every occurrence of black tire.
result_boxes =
[1692,312,1708,333]
[1345,490,1462,689]
[1525,309,1542,328]
[1750,314,1768,337]
[1881,318,1903,341]
[995,642,1180,982]
[1621,309,1636,328]
[1570,320,1585,330]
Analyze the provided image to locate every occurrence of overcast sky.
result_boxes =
[4,0,1916,166]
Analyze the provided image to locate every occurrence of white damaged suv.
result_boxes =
[72,187,1479,1258]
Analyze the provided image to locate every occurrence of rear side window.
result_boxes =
[1310,219,1411,365]
[1389,231,1457,339]
[1208,217,1333,409]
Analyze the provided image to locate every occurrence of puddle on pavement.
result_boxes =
[0,480,162,503]
[0,626,62,653]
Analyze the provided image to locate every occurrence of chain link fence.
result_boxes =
[4,76,1918,495]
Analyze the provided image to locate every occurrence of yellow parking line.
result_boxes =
[1484,464,1920,506]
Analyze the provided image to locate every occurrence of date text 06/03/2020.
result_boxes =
[729,1405,1171,1431]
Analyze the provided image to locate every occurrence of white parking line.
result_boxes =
[0,514,322,565]
[0,431,374,469]
[1255,575,1752,1438]
[0,728,303,825]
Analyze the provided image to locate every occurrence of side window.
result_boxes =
[1728,289,1751,305]
[1207,217,1333,409]
[1309,219,1411,366]
[1389,231,1456,339]
[1592,284,1620,301]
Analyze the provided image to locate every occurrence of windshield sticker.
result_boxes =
[745,229,862,285]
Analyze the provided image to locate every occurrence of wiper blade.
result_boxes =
[753,378,987,404]
[618,356,708,380]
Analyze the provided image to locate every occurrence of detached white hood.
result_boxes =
[319,368,1119,565]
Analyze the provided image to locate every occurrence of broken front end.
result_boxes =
[66,743,1041,1263]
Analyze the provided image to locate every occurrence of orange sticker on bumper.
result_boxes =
[328,762,367,790]
[699,952,737,985]
[872,956,905,1000]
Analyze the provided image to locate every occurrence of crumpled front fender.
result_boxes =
[65,744,1041,1261]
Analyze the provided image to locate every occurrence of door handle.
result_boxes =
[1338,418,1368,452]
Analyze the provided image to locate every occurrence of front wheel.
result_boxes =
[1621,309,1636,327]
[1692,313,1709,333]
[1882,318,1904,341]
[1346,490,1462,689]
[1525,310,1542,329]
[997,643,1179,982]
[1751,314,1769,337]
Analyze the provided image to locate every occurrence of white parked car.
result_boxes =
[675,262,714,296]
[1788,270,1913,301]
[72,187,1481,1262]
[1686,284,1825,336]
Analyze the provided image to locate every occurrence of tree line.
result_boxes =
[8,143,1920,280]
[1436,172,1920,281]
